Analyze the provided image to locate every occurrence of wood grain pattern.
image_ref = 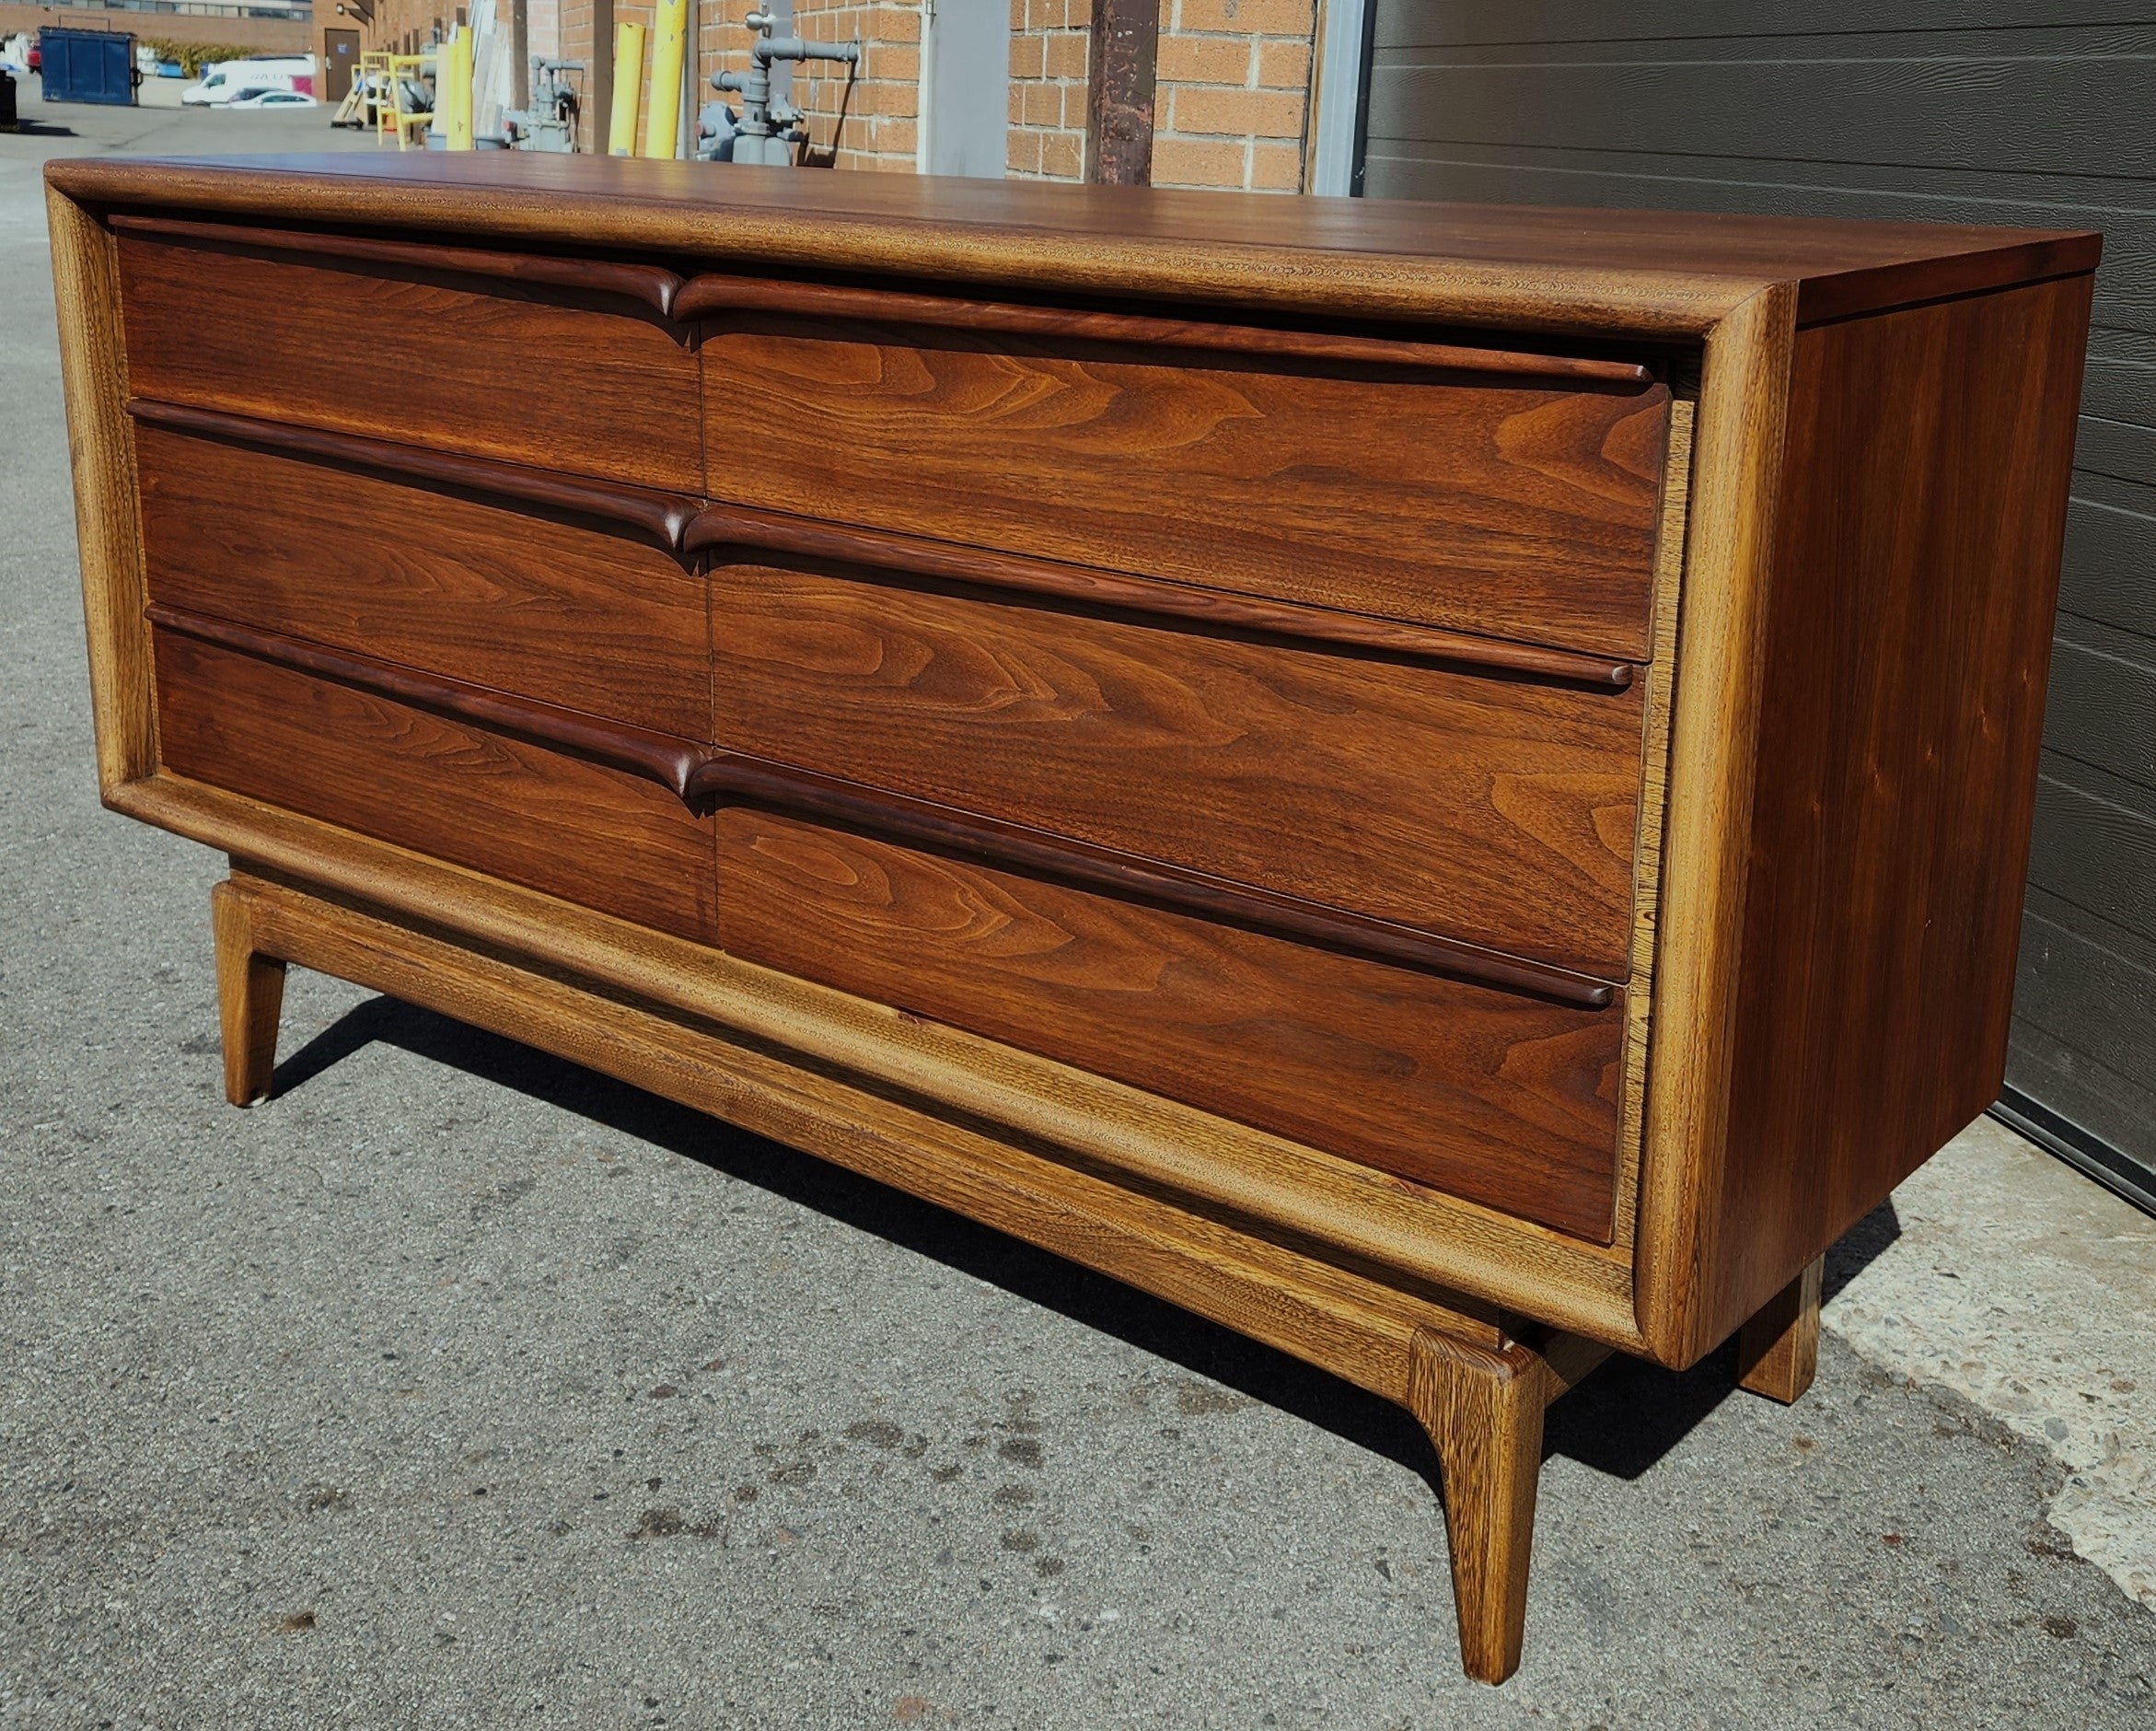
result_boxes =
[714,809,1626,1239]
[704,317,1673,658]
[1605,393,1696,1258]
[211,877,284,1106]
[676,271,1654,383]
[128,400,701,550]
[692,751,1614,1005]
[1405,1326,1611,1683]
[1630,286,1798,1366]
[154,631,716,941]
[147,606,711,800]
[149,587,1617,1006]
[1405,1330,1553,1684]
[117,772,1649,1348]
[710,562,1644,977]
[1699,273,2095,1350]
[220,865,1510,1402]
[108,212,689,316]
[134,424,710,738]
[46,155,2100,338]
[47,185,156,796]
[115,227,702,490]
[1734,1254,1822,1406]
[687,505,1639,689]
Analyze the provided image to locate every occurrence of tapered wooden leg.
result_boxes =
[211,878,285,1107]
[1406,1328,1610,1684]
[1735,1254,1824,1404]
[1407,1330,1545,1683]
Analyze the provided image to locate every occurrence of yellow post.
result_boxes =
[608,21,646,157]
[441,27,474,151]
[641,0,690,160]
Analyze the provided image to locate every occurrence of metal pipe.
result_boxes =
[712,6,859,167]
[757,37,858,65]
[508,0,528,112]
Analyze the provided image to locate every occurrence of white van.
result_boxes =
[182,57,315,107]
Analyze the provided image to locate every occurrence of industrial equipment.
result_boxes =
[708,7,859,166]
[503,58,582,152]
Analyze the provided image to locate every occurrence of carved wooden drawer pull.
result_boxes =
[676,271,1653,386]
[108,213,690,318]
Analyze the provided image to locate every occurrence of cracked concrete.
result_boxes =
[1825,1118,2155,1609]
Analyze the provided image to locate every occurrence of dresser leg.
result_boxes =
[211,878,285,1107]
[1735,1254,1825,1404]
[1408,1330,1544,1683]
[1407,1327,1605,1684]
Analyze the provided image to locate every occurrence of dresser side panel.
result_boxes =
[1708,273,2093,1342]
[49,186,156,797]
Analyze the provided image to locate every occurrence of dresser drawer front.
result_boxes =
[703,316,1670,658]
[713,562,1641,978]
[715,809,1624,1240]
[116,227,701,491]
[136,425,711,739]
[155,632,716,942]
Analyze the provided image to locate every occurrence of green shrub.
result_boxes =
[136,39,289,78]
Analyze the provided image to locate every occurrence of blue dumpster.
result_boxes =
[40,29,137,106]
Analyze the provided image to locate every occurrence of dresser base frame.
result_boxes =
[205,865,1820,1685]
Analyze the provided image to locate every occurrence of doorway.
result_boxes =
[323,28,359,104]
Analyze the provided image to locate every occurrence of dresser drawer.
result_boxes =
[155,631,716,942]
[114,218,701,491]
[711,561,1642,978]
[714,809,1624,1240]
[701,312,1671,659]
[135,423,711,739]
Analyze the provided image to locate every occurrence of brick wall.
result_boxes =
[1005,0,1087,180]
[284,0,1329,188]
[557,0,597,141]
[1,2,312,56]
[1149,0,1312,192]
[791,0,917,170]
[689,0,913,169]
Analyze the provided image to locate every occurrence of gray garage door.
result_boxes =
[1357,2,2156,1210]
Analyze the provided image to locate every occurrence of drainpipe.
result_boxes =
[508,0,528,113]
[1085,0,1156,184]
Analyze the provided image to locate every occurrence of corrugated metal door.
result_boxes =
[1357,2,2156,1208]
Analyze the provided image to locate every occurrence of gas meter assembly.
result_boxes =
[702,7,860,165]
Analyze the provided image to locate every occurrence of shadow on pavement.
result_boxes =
[272,993,1903,1495]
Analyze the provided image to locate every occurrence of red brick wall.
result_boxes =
[1,2,312,57]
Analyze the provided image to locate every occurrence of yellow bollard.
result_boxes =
[609,21,646,157]
[441,27,473,151]
[641,0,690,161]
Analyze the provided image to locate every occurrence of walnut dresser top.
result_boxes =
[45,153,2098,1683]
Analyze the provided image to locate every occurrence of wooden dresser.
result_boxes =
[46,155,2096,1682]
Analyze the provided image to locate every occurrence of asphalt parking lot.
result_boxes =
[3,86,2152,1729]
